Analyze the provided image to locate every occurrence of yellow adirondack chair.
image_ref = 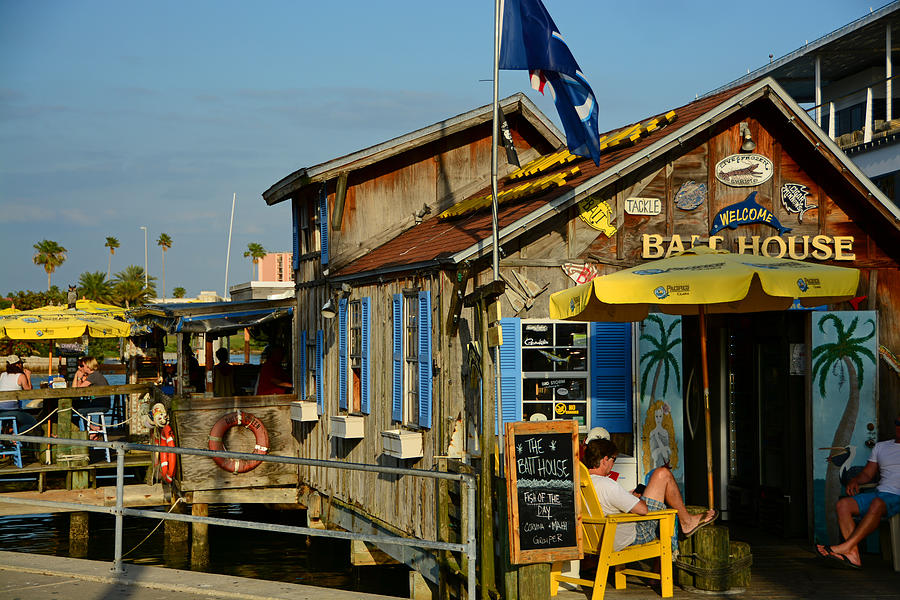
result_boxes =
[550,462,677,600]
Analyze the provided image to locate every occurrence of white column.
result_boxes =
[815,55,822,126]
[887,25,893,122]
[865,87,873,143]
[829,102,836,139]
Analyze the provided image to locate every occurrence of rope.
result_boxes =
[674,553,753,577]
[121,497,185,558]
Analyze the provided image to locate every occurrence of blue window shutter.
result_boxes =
[318,184,329,266]
[338,298,348,411]
[316,329,324,415]
[299,330,307,401]
[498,317,522,434]
[361,297,371,414]
[291,198,300,267]
[417,291,432,429]
[391,294,403,422]
[590,322,632,432]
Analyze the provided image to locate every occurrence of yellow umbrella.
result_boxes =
[0,311,132,339]
[549,246,860,508]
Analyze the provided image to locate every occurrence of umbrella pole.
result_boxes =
[698,306,714,510]
[48,345,53,379]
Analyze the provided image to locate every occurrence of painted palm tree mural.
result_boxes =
[639,314,682,477]
[812,313,876,542]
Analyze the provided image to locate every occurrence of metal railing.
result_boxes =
[0,432,477,598]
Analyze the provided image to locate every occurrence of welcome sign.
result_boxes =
[710,192,791,236]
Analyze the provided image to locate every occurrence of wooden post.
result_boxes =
[69,511,89,558]
[164,500,190,569]
[205,335,214,393]
[244,328,250,364]
[478,297,496,600]
[176,332,184,396]
[191,503,210,571]
[692,525,730,591]
[727,541,751,590]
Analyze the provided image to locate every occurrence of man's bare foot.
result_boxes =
[824,543,861,567]
[681,509,717,537]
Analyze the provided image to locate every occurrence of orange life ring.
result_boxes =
[207,410,269,474]
[159,424,176,483]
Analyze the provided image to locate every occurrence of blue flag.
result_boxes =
[499,0,601,165]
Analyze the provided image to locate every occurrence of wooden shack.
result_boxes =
[262,79,900,583]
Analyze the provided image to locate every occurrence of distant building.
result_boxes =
[257,252,293,282]
[149,290,224,304]
[228,281,293,301]
[709,2,900,200]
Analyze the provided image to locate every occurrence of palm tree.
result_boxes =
[157,233,173,300]
[104,236,120,279]
[639,314,682,405]
[113,265,157,308]
[33,239,68,291]
[243,243,267,280]
[812,314,876,542]
[77,271,114,304]
[172,286,186,299]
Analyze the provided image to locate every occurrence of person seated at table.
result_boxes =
[213,347,234,397]
[0,355,38,437]
[256,345,292,395]
[72,357,108,388]
[816,415,900,569]
[0,355,32,393]
[583,438,717,550]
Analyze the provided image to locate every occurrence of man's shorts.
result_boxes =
[852,490,900,518]
[632,497,666,545]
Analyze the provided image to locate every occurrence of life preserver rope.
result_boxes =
[159,424,176,483]
[207,410,269,474]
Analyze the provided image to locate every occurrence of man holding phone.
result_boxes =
[583,438,717,551]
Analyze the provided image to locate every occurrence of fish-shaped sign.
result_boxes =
[673,180,707,211]
[781,183,817,223]
[709,191,792,236]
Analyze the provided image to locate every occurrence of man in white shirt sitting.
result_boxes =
[816,415,900,569]
[583,439,717,551]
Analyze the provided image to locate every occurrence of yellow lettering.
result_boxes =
[737,235,760,255]
[833,236,855,261]
[666,234,685,258]
[811,235,834,260]
[709,236,724,249]
[642,234,664,259]
[762,236,787,258]
[787,236,810,260]
[689,234,702,248]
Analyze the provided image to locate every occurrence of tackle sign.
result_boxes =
[505,420,582,564]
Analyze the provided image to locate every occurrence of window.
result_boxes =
[299,201,320,256]
[521,322,589,427]
[300,330,317,402]
[392,292,432,428]
[339,298,371,414]
[498,318,632,434]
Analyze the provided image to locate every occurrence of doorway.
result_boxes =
[681,311,808,538]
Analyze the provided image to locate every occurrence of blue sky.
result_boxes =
[0,0,878,297]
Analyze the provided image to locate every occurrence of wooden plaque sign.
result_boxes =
[505,420,582,564]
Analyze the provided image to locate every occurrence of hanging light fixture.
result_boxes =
[321,297,337,319]
[740,122,756,153]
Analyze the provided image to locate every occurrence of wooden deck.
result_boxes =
[555,524,899,599]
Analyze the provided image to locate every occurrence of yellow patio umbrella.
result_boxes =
[549,246,860,508]
[0,304,133,377]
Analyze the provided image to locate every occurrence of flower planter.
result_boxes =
[381,429,423,459]
[290,401,318,422]
[330,415,365,439]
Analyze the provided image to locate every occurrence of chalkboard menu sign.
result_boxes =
[504,420,582,564]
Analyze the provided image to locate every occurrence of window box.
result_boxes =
[290,401,318,423]
[381,429,423,459]
[330,415,365,439]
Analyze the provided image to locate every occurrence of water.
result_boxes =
[0,505,409,596]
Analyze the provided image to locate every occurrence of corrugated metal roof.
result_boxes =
[262,93,564,206]
[334,84,750,277]
[333,77,900,280]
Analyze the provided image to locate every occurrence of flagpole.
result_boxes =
[491,0,501,282]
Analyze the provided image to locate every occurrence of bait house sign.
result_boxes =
[641,234,856,261]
